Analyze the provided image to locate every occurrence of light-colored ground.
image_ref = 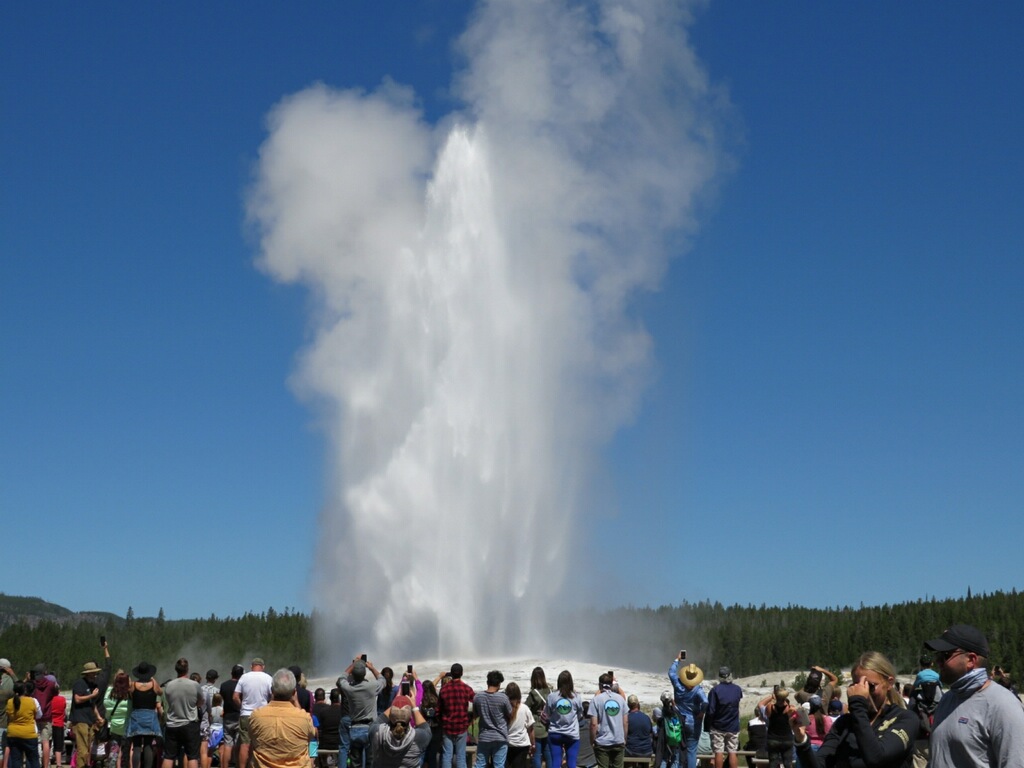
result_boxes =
[308,658,901,720]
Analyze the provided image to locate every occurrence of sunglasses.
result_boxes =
[934,649,969,663]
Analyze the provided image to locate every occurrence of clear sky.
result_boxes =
[2,1,1021,623]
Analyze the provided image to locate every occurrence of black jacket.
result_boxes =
[795,696,919,768]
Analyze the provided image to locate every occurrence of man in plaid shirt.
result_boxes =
[438,663,475,768]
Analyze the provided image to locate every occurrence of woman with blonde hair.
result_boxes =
[793,651,918,768]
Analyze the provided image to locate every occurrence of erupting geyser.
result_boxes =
[248,0,727,662]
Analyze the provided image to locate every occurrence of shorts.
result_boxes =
[239,715,252,745]
[221,721,239,748]
[710,731,739,754]
[53,726,66,755]
[164,722,202,761]
[39,721,54,744]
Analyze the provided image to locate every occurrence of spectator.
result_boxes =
[802,696,831,753]
[504,683,535,768]
[378,669,395,716]
[924,624,1024,768]
[437,663,474,768]
[576,702,595,768]
[31,664,58,768]
[314,688,342,766]
[219,665,244,768]
[71,659,110,768]
[419,681,443,768]
[234,657,274,768]
[545,671,584,768]
[200,671,219,768]
[51,683,67,768]
[668,658,707,768]
[101,671,131,768]
[624,695,652,758]
[757,687,793,768]
[339,657,385,768]
[706,667,742,768]
[793,651,918,768]
[161,658,204,768]
[589,673,627,768]
[912,655,940,690]
[370,704,430,768]
[0,659,16,768]
[289,666,312,713]
[654,693,682,768]
[743,705,765,767]
[249,669,316,768]
[795,668,837,708]
[525,668,552,768]
[473,671,512,768]
[6,682,41,768]
[126,662,163,768]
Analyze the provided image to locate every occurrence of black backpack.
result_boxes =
[911,681,942,736]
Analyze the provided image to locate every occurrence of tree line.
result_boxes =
[0,589,1019,686]
[572,588,1024,678]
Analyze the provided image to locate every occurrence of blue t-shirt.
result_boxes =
[625,711,653,755]
[706,682,742,732]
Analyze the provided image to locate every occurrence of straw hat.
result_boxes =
[680,663,704,689]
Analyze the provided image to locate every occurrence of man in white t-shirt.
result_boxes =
[233,657,274,768]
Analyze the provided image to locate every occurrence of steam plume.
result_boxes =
[248,0,727,662]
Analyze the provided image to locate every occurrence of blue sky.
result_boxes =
[2,1,1021,623]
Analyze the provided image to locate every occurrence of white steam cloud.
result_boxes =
[248,0,727,661]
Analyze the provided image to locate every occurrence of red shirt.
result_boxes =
[438,679,475,736]
[51,694,67,727]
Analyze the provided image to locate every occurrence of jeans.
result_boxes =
[683,736,699,768]
[442,732,467,768]
[350,725,371,768]
[339,717,352,768]
[8,737,41,768]
[548,734,580,768]
[659,745,680,768]
[530,737,551,768]
[474,742,507,768]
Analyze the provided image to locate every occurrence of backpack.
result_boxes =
[529,688,550,727]
[912,681,943,736]
[664,716,682,747]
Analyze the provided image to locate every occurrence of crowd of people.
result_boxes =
[2,623,1022,768]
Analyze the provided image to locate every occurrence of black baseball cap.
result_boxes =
[924,624,990,657]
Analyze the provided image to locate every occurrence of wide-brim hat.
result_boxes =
[82,662,102,676]
[132,662,156,682]
[680,663,704,688]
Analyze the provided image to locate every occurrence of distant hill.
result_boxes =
[0,593,123,631]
